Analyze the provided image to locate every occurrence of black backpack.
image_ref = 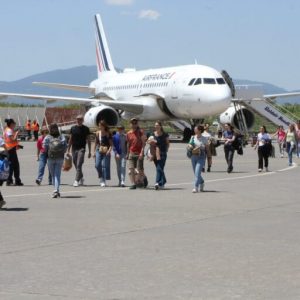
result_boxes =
[48,136,65,159]
[232,134,243,155]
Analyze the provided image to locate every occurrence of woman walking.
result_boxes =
[188,124,209,193]
[254,125,271,172]
[93,120,112,187]
[272,125,286,158]
[285,124,297,166]
[3,118,24,186]
[43,124,67,198]
[36,127,52,185]
[149,121,169,190]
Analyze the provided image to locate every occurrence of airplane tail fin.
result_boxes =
[94,14,116,77]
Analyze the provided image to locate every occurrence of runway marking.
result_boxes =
[3,163,297,199]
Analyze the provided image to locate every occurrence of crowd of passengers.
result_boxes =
[0,116,300,207]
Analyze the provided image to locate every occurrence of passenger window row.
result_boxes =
[103,81,169,91]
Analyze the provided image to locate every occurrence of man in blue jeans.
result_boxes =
[113,125,127,187]
[222,123,236,173]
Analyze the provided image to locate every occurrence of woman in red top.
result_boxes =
[35,127,52,185]
[272,125,286,158]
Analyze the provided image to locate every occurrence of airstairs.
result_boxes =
[169,120,191,132]
[233,85,298,132]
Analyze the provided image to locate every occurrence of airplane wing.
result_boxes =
[263,92,300,100]
[33,82,95,94]
[233,85,300,101]
[0,92,144,114]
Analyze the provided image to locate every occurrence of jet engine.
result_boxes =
[219,106,255,130]
[84,105,119,127]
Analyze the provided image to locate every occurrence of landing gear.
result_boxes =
[183,127,192,142]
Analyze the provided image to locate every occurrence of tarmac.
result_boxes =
[1,141,300,300]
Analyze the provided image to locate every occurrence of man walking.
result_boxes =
[67,115,91,186]
[126,118,146,189]
[113,124,127,187]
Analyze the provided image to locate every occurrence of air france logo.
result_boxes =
[142,72,175,81]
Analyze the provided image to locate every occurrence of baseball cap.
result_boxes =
[130,118,138,123]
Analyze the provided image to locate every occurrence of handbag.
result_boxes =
[186,144,193,158]
[192,147,200,155]
[99,145,108,154]
[62,153,72,171]
[98,131,108,154]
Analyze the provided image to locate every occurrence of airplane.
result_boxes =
[0,14,299,137]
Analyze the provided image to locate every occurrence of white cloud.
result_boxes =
[138,9,161,20]
[105,0,134,6]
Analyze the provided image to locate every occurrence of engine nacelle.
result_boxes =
[219,106,255,130]
[84,105,119,127]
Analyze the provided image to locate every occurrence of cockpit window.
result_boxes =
[216,78,226,84]
[188,78,196,86]
[203,78,216,84]
[194,78,202,85]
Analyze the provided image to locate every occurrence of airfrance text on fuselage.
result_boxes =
[142,72,175,81]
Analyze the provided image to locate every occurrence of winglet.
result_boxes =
[94,14,116,77]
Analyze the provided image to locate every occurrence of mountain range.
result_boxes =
[0,65,299,105]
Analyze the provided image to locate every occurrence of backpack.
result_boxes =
[0,157,10,181]
[232,134,243,155]
[48,136,65,159]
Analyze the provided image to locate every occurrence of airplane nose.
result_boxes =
[214,85,232,104]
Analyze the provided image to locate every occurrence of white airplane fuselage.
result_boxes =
[89,64,232,121]
[0,14,236,129]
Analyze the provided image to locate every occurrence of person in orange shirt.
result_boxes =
[3,118,24,186]
[31,120,40,141]
[25,119,31,140]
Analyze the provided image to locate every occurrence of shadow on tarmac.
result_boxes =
[210,171,249,174]
[0,207,29,212]
[60,195,85,199]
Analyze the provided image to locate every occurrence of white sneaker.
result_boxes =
[73,180,79,187]
[100,182,106,187]
[192,188,198,193]
[79,178,84,186]
[258,169,262,172]
[121,181,125,187]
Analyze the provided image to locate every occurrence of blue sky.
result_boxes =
[0,0,299,90]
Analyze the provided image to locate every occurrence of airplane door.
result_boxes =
[171,79,178,99]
